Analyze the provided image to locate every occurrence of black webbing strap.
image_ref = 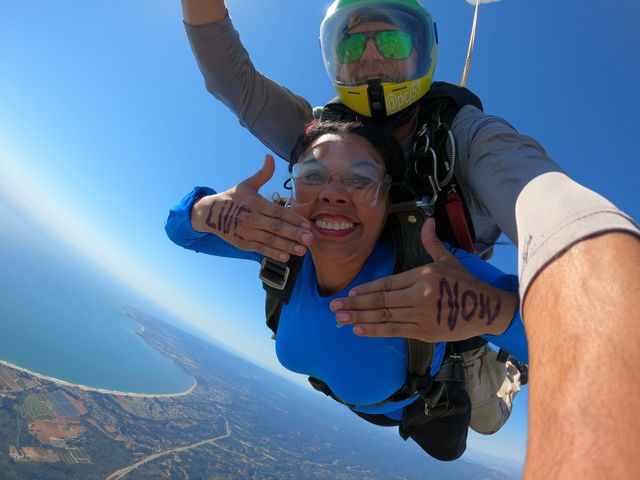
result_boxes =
[260,258,290,292]
[449,336,487,354]
[307,351,465,415]
[406,337,434,377]
[307,375,417,411]
[420,356,465,414]
[399,356,468,438]
[423,81,483,118]
[261,256,304,337]
[496,348,510,363]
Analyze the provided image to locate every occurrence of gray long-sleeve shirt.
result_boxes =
[184,15,639,299]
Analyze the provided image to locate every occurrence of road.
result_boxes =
[105,419,231,480]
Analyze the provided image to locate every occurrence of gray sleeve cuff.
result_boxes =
[183,14,232,40]
[516,171,639,300]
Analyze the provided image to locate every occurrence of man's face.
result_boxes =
[335,21,418,85]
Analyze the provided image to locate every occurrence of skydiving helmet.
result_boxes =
[320,0,439,118]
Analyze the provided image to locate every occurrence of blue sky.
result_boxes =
[0,0,638,464]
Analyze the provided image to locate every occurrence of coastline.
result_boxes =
[0,358,197,399]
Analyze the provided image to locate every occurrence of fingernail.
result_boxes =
[293,245,306,255]
[277,252,289,261]
[301,221,312,230]
[336,312,350,323]
[330,301,343,311]
[301,233,313,245]
[353,326,364,335]
[348,289,358,297]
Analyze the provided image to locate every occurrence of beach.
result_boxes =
[0,359,197,398]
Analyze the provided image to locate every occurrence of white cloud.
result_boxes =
[466,0,502,4]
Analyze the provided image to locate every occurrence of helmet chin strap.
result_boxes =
[367,79,386,119]
[364,79,419,131]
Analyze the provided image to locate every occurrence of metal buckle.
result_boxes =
[389,196,436,220]
[413,122,430,155]
[259,258,290,291]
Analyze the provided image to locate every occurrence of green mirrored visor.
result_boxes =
[336,30,413,64]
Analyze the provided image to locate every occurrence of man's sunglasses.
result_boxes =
[336,30,413,64]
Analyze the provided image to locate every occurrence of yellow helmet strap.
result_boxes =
[335,71,434,118]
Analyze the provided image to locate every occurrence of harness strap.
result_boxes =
[307,375,418,410]
[262,256,305,338]
[307,352,466,413]
[401,356,468,436]
[444,188,476,253]
[260,257,290,291]
[410,88,479,253]
[449,336,487,354]
[496,348,510,363]
[406,338,434,377]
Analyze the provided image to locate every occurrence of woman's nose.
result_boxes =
[319,181,350,204]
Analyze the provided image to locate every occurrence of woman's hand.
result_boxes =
[330,218,519,342]
[191,154,313,261]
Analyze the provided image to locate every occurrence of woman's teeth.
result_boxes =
[315,219,355,231]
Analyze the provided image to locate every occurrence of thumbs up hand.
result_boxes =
[191,154,313,261]
[330,218,518,342]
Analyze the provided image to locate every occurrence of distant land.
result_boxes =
[0,305,519,479]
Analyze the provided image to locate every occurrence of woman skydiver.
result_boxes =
[165,120,527,460]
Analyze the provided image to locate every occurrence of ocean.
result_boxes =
[0,192,194,395]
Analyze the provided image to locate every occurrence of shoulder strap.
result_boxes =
[318,96,357,122]
[319,95,420,132]
[406,339,434,378]
[261,255,305,338]
[421,81,483,122]
[408,82,481,252]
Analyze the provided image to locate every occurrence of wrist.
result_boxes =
[485,290,519,336]
[191,194,214,233]
[182,1,228,25]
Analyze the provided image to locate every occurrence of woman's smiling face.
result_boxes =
[291,132,389,265]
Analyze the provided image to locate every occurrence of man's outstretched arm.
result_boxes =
[181,0,227,25]
[513,171,640,476]
[523,231,640,479]
[180,0,312,159]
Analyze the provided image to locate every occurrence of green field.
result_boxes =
[58,448,91,464]
[21,395,55,421]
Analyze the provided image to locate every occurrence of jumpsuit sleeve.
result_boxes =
[184,16,314,160]
[165,186,262,262]
[453,105,639,300]
[453,248,529,363]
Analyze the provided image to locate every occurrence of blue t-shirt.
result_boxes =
[276,241,446,417]
[165,187,528,419]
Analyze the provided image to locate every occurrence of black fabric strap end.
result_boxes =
[497,348,510,363]
[260,258,290,292]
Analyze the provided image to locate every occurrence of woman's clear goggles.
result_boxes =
[336,30,413,64]
[288,162,391,207]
